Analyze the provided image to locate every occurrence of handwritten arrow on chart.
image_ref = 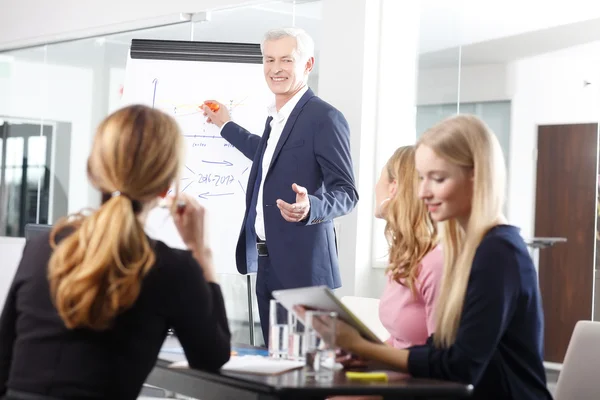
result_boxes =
[183,135,224,139]
[198,192,235,199]
[202,159,233,167]
[152,78,158,108]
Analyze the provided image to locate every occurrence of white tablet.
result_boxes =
[272,286,383,344]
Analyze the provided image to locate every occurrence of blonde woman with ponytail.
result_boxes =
[308,115,552,400]
[0,105,230,400]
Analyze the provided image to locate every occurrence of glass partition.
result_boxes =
[0,0,324,346]
[0,0,323,236]
[457,18,600,364]
[44,39,100,215]
[0,46,54,237]
[372,14,462,265]
[188,0,323,344]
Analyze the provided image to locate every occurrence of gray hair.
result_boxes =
[261,27,315,62]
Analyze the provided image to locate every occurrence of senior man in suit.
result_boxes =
[203,27,358,344]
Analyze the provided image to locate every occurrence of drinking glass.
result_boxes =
[268,299,289,359]
[304,310,338,382]
[288,312,307,361]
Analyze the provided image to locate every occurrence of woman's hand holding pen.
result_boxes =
[168,194,217,283]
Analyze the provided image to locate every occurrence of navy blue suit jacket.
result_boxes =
[221,88,358,289]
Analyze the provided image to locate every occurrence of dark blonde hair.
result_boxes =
[48,105,183,330]
[417,115,506,347]
[383,146,438,296]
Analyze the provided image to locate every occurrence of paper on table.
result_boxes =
[169,356,304,375]
[162,346,269,357]
[162,347,184,354]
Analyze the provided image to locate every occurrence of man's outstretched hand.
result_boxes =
[276,183,310,222]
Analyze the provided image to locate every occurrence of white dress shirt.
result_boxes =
[255,86,308,241]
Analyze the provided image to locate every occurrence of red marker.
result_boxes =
[203,101,220,112]
[176,201,186,215]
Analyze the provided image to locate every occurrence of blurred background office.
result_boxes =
[1,0,600,374]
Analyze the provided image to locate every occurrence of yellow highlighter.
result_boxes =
[345,371,389,382]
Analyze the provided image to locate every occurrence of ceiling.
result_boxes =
[7,0,600,73]
[417,0,600,52]
[419,15,600,69]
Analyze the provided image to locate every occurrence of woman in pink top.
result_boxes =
[327,147,442,400]
[375,146,443,349]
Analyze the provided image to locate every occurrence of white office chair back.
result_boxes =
[340,296,389,342]
[554,320,600,400]
[0,237,25,310]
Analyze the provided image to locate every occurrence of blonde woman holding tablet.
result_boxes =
[305,115,552,400]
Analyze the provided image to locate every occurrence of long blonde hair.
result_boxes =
[418,115,506,347]
[48,105,183,330]
[383,146,438,296]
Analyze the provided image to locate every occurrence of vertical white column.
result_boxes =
[319,0,420,297]
[86,43,110,210]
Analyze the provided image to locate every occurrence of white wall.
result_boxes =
[319,0,419,300]
[0,0,265,51]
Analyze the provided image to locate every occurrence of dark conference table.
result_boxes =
[146,339,473,400]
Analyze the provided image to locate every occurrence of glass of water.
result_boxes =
[268,299,289,359]
[304,310,338,382]
[287,312,306,361]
